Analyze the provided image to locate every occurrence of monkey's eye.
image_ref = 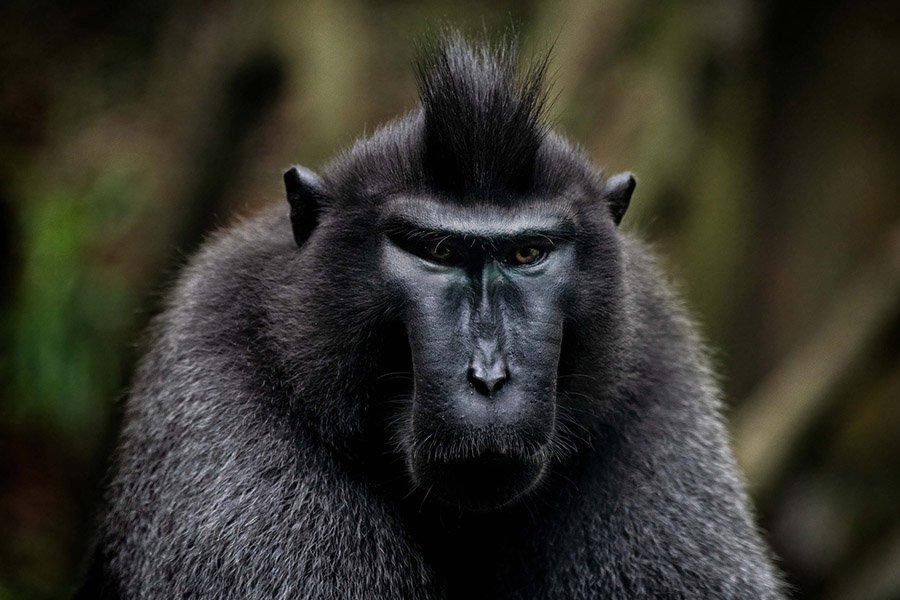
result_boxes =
[506,245,550,267]
[414,240,465,266]
[387,230,468,266]
[427,243,453,262]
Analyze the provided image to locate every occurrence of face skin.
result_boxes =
[379,196,580,510]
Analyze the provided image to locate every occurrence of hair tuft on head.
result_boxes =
[415,31,551,198]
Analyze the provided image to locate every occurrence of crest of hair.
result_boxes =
[415,31,551,199]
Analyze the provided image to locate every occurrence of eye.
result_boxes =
[416,240,466,265]
[427,243,453,262]
[508,245,549,266]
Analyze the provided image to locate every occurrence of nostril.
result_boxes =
[467,368,491,397]
[467,365,509,398]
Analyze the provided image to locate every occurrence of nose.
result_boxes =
[467,350,509,398]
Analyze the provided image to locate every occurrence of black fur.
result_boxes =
[79,34,784,599]
[416,33,549,197]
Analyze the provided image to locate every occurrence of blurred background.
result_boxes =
[1,0,898,598]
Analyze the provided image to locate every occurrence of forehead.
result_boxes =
[379,196,578,237]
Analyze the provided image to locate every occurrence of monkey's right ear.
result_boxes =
[284,166,325,248]
[602,172,636,226]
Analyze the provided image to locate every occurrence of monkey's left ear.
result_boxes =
[602,172,636,226]
[284,166,326,248]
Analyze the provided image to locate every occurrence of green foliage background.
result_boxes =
[1,1,898,598]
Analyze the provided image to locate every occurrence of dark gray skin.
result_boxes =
[78,35,784,599]
[381,196,579,510]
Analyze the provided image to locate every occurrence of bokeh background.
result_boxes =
[1,1,898,598]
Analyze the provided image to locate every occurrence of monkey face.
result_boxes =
[377,196,584,510]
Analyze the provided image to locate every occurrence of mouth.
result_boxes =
[371,325,555,510]
[410,447,548,511]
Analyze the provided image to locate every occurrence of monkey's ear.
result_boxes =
[603,172,636,226]
[284,166,325,248]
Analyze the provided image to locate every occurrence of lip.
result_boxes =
[411,450,547,511]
